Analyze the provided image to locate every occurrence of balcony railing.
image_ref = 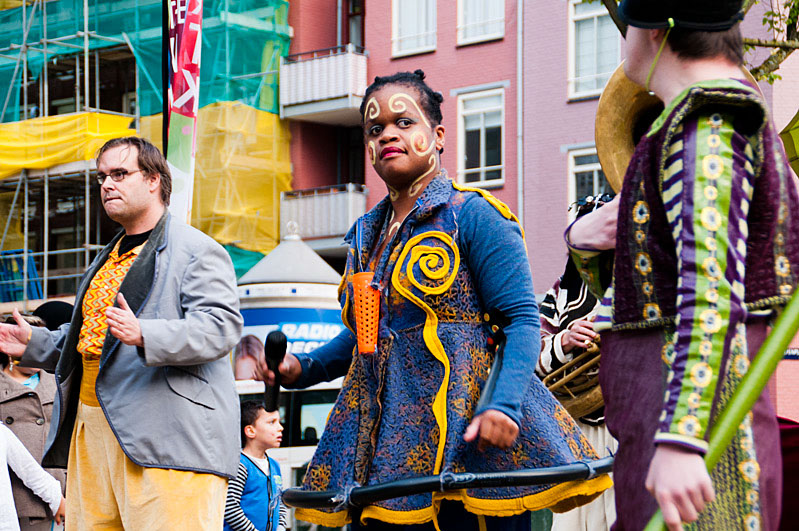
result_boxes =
[279,44,367,126]
[280,183,367,255]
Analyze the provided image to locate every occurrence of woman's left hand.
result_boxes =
[464,409,519,451]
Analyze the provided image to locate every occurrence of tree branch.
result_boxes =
[744,38,799,49]
[750,47,796,79]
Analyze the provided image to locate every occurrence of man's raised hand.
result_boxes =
[107,293,143,347]
[0,308,32,358]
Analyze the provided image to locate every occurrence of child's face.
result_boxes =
[248,409,283,449]
[363,85,445,197]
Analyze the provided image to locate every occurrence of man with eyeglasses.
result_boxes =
[0,136,243,530]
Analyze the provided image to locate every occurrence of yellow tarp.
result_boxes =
[141,102,292,254]
[0,191,24,249]
[0,1,30,11]
[0,112,136,179]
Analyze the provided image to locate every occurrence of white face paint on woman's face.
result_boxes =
[362,85,445,199]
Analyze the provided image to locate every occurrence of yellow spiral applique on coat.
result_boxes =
[392,231,460,475]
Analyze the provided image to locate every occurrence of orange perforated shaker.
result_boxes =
[352,271,379,355]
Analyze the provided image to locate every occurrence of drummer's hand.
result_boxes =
[255,352,302,386]
[464,409,519,451]
[567,195,619,250]
[562,319,598,353]
[645,444,715,531]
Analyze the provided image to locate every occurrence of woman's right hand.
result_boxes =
[255,352,302,386]
[561,319,598,353]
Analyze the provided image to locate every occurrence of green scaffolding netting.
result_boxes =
[0,0,290,121]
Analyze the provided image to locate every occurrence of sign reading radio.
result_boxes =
[265,323,344,355]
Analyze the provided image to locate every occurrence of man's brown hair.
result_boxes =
[668,24,744,65]
[96,137,172,205]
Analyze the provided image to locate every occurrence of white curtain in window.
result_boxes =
[596,15,618,87]
[396,0,436,53]
[461,0,504,41]
[575,17,596,93]
[574,12,619,93]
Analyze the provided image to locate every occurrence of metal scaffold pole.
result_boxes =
[22,171,28,305]
[85,163,90,270]
[44,169,49,299]
[42,0,47,117]
[22,0,26,119]
[84,0,89,112]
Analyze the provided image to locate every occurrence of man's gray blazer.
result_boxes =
[22,212,244,478]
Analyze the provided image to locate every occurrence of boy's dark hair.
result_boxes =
[359,69,444,126]
[96,136,172,206]
[668,24,743,65]
[240,400,266,448]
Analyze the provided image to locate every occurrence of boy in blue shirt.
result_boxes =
[224,401,287,531]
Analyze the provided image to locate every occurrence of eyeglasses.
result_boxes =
[96,169,142,186]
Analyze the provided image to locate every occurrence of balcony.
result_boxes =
[279,44,367,126]
[280,183,367,256]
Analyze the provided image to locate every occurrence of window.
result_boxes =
[392,0,436,57]
[457,0,504,45]
[569,0,620,98]
[569,149,612,211]
[348,0,364,48]
[458,88,504,187]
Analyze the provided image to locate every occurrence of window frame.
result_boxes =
[391,0,437,58]
[456,0,505,46]
[568,146,613,219]
[457,87,505,189]
[567,0,621,99]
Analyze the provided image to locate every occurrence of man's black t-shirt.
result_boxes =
[118,230,152,255]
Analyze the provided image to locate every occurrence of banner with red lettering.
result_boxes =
[165,0,202,222]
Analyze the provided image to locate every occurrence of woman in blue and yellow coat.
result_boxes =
[269,71,611,530]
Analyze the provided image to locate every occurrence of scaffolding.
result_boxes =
[0,0,292,305]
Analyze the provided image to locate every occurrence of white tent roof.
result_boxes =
[238,234,342,285]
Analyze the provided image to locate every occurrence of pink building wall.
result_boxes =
[287,0,338,55]
[522,2,603,292]
[286,0,343,191]
[363,1,520,213]
[289,122,341,190]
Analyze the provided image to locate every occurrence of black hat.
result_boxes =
[33,301,74,331]
[618,0,744,31]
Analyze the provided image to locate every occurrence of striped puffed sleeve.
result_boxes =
[654,111,757,453]
[536,279,570,377]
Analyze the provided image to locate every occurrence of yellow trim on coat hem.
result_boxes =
[360,505,435,525]
[437,474,613,516]
[295,474,613,527]
[294,508,350,527]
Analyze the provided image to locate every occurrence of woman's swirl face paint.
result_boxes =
[362,86,444,200]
